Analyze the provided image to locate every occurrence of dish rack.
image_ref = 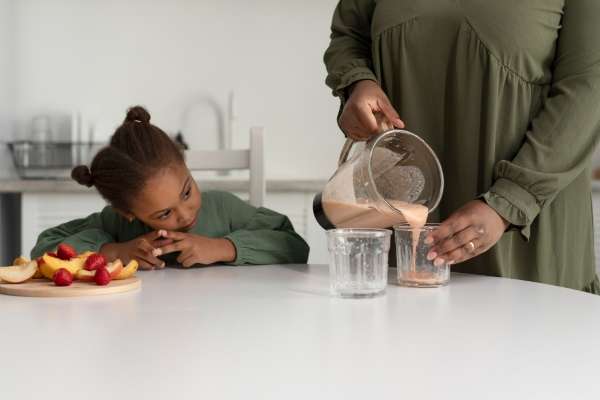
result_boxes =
[7,141,105,179]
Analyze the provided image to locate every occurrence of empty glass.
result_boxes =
[327,229,391,298]
[394,224,450,287]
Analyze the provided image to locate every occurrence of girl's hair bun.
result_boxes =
[71,165,94,187]
[125,106,151,124]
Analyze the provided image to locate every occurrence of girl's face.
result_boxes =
[128,163,202,232]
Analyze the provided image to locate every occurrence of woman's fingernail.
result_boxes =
[153,248,162,256]
[427,251,437,261]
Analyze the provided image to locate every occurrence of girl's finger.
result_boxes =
[179,253,198,268]
[157,240,187,256]
[136,240,164,267]
[176,247,193,264]
[135,251,164,268]
[431,225,483,260]
[139,230,164,242]
[161,230,188,241]
[136,257,156,270]
[152,239,174,248]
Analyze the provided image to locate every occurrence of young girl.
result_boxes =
[30,106,310,269]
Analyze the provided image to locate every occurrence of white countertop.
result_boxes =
[0,178,326,193]
[1,264,599,400]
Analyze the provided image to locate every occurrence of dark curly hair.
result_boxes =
[71,106,184,212]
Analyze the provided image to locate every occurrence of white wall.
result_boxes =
[10,0,345,180]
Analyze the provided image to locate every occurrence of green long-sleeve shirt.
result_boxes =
[325,0,600,292]
[31,191,310,266]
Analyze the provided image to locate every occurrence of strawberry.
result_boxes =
[53,268,73,286]
[56,244,77,260]
[84,253,107,271]
[94,267,111,286]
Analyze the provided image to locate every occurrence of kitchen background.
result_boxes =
[1,0,600,268]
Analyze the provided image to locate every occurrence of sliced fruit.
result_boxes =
[78,251,95,259]
[94,267,111,286]
[57,243,77,260]
[32,267,43,279]
[13,256,30,266]
[14,256,43,279]
[84,253,106,271]
[115,260,139,280]
[41,253,85,279]
[0,260,38,283]
[106,259,123,279]
[76,268,96,282]
[53,268,73,286]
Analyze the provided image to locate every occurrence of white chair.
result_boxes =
[184,127,265,207]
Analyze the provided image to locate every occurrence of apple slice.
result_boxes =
[106,259,123,279]
[115,260,139,280]
[76,268,96,282]
[0,260,38,284]
[13,256,30,266]
[41,253,85,279]
[13,255,43,279]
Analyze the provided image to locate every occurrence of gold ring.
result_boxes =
[466,241,476,252]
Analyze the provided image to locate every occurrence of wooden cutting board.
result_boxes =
[0,277,141,297]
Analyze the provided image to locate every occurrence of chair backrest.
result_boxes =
[184,127,265,207]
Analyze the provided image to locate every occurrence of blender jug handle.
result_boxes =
[337,114,395,167]
[337,138,355,167]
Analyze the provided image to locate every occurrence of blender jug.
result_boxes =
[313,129,444,229]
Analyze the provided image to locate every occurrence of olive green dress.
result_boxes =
[324,0,600,292]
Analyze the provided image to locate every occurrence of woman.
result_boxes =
[324,0,600,292]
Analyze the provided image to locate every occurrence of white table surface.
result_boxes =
[1,264,600,400]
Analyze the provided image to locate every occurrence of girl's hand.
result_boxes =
[425,200,510,266]
[155,231,237,268]
[100,230,173,270]
[339,80,405,140]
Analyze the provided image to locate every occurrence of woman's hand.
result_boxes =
[425,200,510,266]
[339,80,405,140]
[155,231,237,268]
[100,230,173,270]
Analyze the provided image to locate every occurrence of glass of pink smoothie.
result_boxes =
[394,223,450,287]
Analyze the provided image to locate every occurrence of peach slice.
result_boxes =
[76,251,95,261]
[115,260,138,280]
[76,259,123,282]
[106,259,123,279]
[76,268,96,282]
[0,260,38,283]
[41,253,85,279]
